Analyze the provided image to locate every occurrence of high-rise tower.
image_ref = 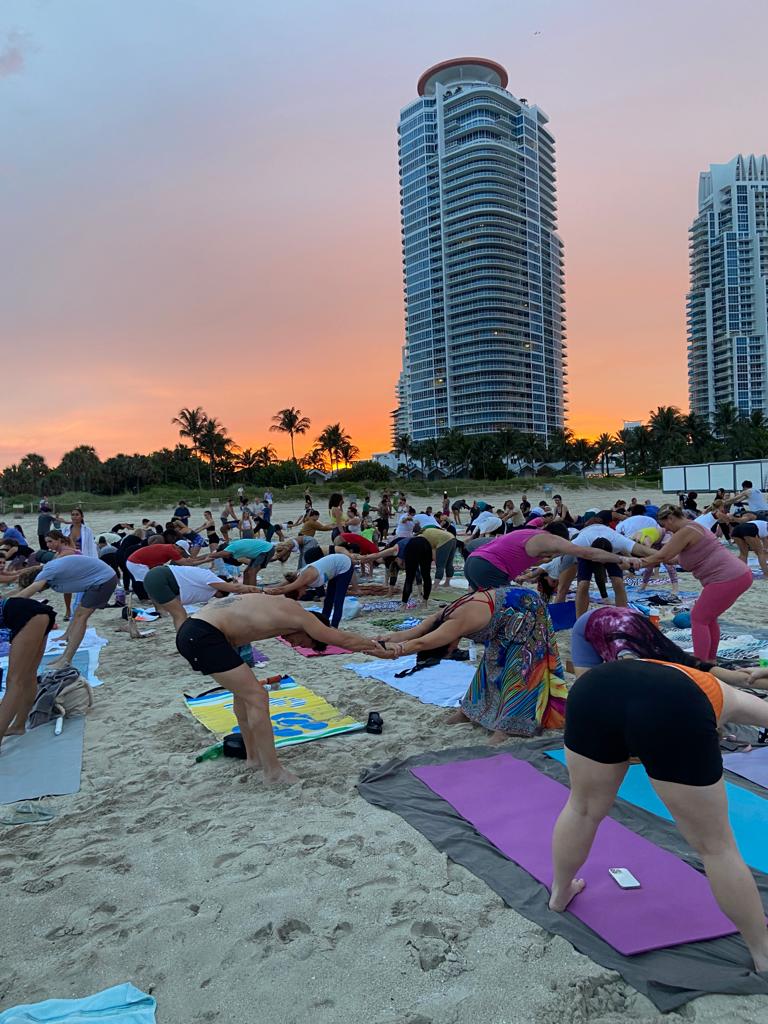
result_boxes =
[688,155,768,418]
[396,57,566,442]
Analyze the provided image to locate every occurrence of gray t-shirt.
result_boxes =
[308,553,351,586]
[746,487,768,512]
[38,555,116,593]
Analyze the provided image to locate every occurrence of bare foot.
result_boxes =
[245,758,262,769]
[549,878,586,912]
[446,708,472,725]
[488,730,509,745]
[46,658,69,672]
[263,767,300,786]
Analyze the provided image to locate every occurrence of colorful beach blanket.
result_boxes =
[184,678,364,746]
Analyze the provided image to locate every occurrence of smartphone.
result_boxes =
[609,867,641,889]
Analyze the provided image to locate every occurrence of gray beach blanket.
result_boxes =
[358,739,768,1012]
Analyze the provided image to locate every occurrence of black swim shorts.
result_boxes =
[576,558,622,582]
[564,660,722,786]
[0,597,56,639]
[175,618,243,676]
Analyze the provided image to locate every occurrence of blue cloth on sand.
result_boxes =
[0,983,156,1023]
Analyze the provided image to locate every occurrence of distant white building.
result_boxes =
[688,154,768,418]
[622,420,643,430]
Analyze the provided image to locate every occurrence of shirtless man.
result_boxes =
[175,594,387,785]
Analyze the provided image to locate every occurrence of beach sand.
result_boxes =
[3,485,767,1022]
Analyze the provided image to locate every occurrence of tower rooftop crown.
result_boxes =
[417,57,508,97]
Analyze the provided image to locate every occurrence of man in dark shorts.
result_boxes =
[175,594,390,785]
[0,597,57,746]
[574,538,628,616]
[16,555,117,669]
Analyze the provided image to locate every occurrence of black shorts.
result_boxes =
[175,618,243,676]
[0,597,56,639]
[564,661,722,786]
[576,558,622,582]
[733,523,761,539]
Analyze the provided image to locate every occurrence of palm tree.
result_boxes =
[337,439,360,467]
[270,407,311,461]
[235,448,261,477]
[172,407,208,489]
[713,401,740,458]
[519,433,545,477]
[198,416,232,489]
[648,405,686,466]
[570,438,597,478]
[254,444,278,468]
[496,427,525,476]
[300,448,328,472]
[545,427,575,463]
[316,423,352,475]
[393,433,413,478]
[18,453,50,494]
[594,433,615,476]
[682,412,715,461]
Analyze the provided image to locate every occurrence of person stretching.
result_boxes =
[265,549,355,627]
[549,658,768,971]
[642,504,752,661]
[15,555,117,668]
[0,598,57,747]
[175,594,385,784]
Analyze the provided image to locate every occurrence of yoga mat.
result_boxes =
[0,717,85,804]
[278,637,350,657]
[344,656,475,708]
[547,749,768,874]
[413,754,736,955]
[184,678,364,747]
[723,746,768,790]
[0,982,157,1023]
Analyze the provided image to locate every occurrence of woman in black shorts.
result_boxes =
[0,597,57,746]
[549,659,768,970]
[732,520,768,576]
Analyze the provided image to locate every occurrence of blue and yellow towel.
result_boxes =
[184,678,364,747]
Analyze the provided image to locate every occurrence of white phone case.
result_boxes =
[609,867,641,889]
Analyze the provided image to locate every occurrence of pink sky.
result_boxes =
[1,0,766,466]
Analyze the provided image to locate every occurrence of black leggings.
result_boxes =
[401,537,432,603]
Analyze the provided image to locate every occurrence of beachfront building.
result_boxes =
[395,57,566,444]
[688,155,768,419]
[390,347,412,446]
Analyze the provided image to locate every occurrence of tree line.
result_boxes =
[1,402,765,498]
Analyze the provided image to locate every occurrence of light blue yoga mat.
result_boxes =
[546,748,768,874]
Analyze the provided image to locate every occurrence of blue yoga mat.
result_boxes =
[546,748,768,874]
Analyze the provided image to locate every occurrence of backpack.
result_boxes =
[27,666,93,728]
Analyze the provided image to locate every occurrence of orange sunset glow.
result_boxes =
[1,1,765,464]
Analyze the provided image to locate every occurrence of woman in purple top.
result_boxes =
[641,504,753,660]
[463,524,631,591]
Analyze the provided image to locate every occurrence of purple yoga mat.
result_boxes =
[412,754,736,955]
[724,747,768,789]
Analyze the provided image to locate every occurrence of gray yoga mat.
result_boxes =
[358,739,768,1012]
[0,716,85,804]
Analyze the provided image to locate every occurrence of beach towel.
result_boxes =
[358,741,768,1012]
[0,717,85,804]
[0,627,107,694]
[278,637,350,657]
[344,656,474,707]
[184,678,364,746]
[0,983,156,1023]
[546,748,768,874]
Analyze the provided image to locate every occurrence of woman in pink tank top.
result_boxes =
[641,504,752,660]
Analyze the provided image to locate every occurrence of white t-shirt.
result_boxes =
[745,487,768,512]
[308,553,351,586]
[413,513,440,530]
[695,511,716,529]
[615,515,658,537]
[473,511,503,535]
[169,566,224,604]
[572,525,635,556]
[395,513,414,539]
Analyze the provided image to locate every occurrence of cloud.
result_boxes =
[0,30,30,78]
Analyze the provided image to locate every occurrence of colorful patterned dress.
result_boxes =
[459,587,567,737]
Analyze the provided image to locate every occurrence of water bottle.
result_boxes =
[759,649,768,669]
[195,742,224,763]
[469,641,477,662]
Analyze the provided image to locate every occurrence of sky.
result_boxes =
[1,0,767,466]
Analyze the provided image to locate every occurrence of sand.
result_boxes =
[2,485,767,1022]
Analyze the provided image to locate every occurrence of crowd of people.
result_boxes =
[2,480,768,968]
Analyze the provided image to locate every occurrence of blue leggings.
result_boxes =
[322,567,354,628]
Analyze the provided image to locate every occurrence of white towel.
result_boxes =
[344,656,476,707]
